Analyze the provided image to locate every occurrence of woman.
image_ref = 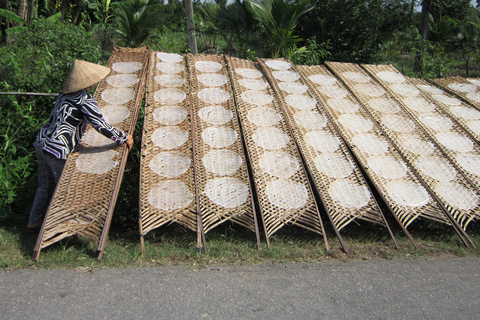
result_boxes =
[27,60,134,229]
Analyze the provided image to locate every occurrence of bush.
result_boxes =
[0,18,103,223]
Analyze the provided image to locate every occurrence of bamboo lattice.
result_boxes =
[431,76,480,110]
[409,77,480,146]
[363,64,480,196]
[186,54,259,246]
[326,62,479,239]
[256,59,396,250]
[139,52,197,245]
[33,47,149,261]
[226,57,328,249]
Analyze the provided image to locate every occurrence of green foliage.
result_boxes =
[0,18,103,222]
[286,37,331,65]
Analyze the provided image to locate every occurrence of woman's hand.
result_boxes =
[126,134,134,151]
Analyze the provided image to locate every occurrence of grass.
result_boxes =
[2,217,480,271]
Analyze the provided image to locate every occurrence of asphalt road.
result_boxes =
[1,257,480,319]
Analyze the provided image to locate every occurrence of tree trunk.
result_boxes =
[184,0,197,54]
[17,0,27,21]
[28,0,35,24]
[414,0,432,75]
[59,0,69,22]
[466,56,470,78]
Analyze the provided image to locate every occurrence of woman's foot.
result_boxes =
[26,222,42,230]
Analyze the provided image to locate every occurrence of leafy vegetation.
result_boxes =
[1,0,480,267]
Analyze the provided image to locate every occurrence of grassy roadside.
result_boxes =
[2,219,480,271]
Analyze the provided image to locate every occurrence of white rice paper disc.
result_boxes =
[106,74,139,88]
[278,82,308,94]
[156,62,184,74]
[308,74,338,85]
[235,68,263,79]
[154,88,186,104]
[154,74,185,87]
[417,84,444,94]
[456,153,480,176]
[198,88,230,104]
[305,130,340,153]
[293,111,328,129]
[402,97,436,113]
[318,85,349,98]
[367,155,407,179]
[259,151,299,178]
[265,179,308,209]
[157,52,183,63]
[252,127,290,150]
[81,129,117,148]
[327,98,360,114]
[76,150,119,174]
[449,106,480,120]
[434,181,478,211]
[149,151,191,178]
[352,133,389,155]
[238,78,268,90]
[271,70,300,82]
[376,71,406,84]
[153,105,187,125]
[247,107,282,127]
[201,126,238,148]
[386,179,430,207]
[195,61,223,73]
[466,91,480,103]
[467,79,480,86]
[448,82,477,93]
[414,156,456,182]
[148,180,193,210]
[198,105,233,125]
[367,97,400,114]
[100,105,130,125]
[111,62,142,74]
[354,84,386,97]
[241,90,273,106]
[151,126,189,150]
[197,73,228,87]
[436,131,474,153]
[285,94,317,110]
[202,149,242,176]
[204,177,249,208]
[328,179,370,209]
[101,88,135,105]
[314,154,354,179]
[432,94,461,106]
[381,114,416,133]
[338,114,373,133]
[342,71,371,83]
[467,119,480,136]
[389,83,420,97]
[397,133,435,156]
[420,116,453,132]
[265,60,292,70]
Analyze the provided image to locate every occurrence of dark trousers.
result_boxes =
[28,146,66,225]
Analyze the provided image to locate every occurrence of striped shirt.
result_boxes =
[35,89,128,159]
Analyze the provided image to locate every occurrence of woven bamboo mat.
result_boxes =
[186,54,259,242]
[298,64,447,234]
[409,77,480,145]
[33,47,149,260]
[431,76,480,110]
[257,59,395,250]
[363,64,480,194]
[139,51,197,240]
[226,57,328,249]
[325,62,479,236]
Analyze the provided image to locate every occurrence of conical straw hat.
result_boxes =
[62,60,111,93]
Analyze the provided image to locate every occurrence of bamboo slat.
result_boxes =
[409,77,480,146]
[226,57,328,249]
[326,62,479,239]
[33,47,149,261]
[139,51,197,242]
[186,55,259,246]
[256,59,397,250]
